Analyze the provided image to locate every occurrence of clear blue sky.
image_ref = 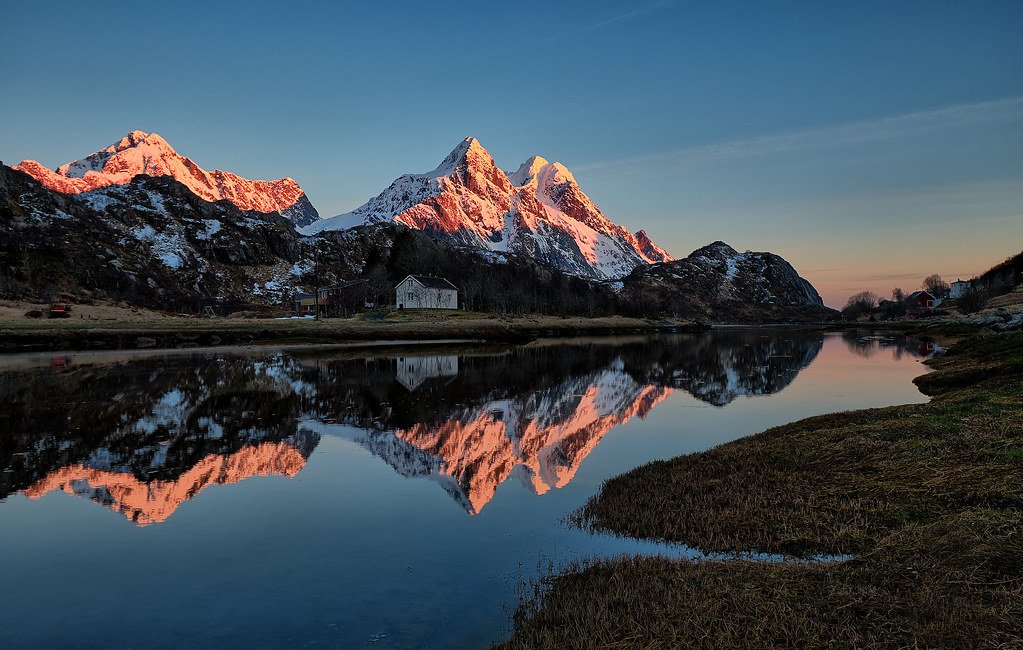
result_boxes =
[2,0,1021,306]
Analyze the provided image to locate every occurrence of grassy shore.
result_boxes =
[499,332,1023,648]
[0,311,704,352]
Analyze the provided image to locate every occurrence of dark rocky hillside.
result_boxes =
[1,163,835,322]
[621,241,837,322]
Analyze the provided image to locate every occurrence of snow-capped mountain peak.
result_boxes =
[509,155,550,186]
[304,137,673,278]
[56,130,162,178]
[536,160,577,187]
[16,131,320,227]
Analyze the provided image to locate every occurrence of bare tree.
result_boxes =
[461,274,484,312]
[891,287,905,302]
[922,274,949,297]
[365,264,391,307]
[842,291,879,319]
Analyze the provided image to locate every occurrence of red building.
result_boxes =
[905,290,939,314]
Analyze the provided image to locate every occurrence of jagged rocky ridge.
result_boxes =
[15,131,319,227]
[2,162,314,308]
[620,241,835,322]
[304,137,673,279]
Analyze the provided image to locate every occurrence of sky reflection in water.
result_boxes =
[0,330,936,648]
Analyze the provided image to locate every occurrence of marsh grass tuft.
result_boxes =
[499,513,1022,649]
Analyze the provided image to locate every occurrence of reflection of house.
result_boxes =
[395,275,457,309]
[949,279,972,300]
[396,355,459,391]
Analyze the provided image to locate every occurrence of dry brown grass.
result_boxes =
[500,513,1022,649]
[500,332,1023,648]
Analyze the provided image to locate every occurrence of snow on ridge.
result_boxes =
[507,155,549,187]
[302,137,673,279]
[16,130,319,227]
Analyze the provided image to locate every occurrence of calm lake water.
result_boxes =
[0,330,937,648]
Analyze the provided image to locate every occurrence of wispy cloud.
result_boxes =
[577,96,1023,174]
[537,1,677,45]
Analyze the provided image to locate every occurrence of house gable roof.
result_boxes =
[396,275,457,290]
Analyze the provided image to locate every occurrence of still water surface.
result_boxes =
[0,330,936,648]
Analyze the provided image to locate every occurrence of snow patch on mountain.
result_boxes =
[131,224,186,269]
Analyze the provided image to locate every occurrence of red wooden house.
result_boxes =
[905,290,939,314]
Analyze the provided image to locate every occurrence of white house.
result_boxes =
[949,279,972,300]
[395,275,458,309]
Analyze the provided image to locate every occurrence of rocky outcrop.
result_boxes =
[622,241,836,322]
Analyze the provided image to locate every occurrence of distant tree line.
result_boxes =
[840,253,1023,319]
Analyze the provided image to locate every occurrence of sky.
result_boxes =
[2,0,1021,307]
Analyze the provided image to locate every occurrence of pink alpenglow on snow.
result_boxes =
[15,130,319,227]
[303,137,673,279]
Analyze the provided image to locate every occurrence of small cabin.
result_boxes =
[395,275,458,310]
[293,292,318,316]
[906,290,940,313]
[294,280,372,317]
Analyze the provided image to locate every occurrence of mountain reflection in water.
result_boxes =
[0,330,937,523]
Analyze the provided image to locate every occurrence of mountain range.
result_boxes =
[303,137,672,278]
[1,130,832,320]
[18,132,669,278]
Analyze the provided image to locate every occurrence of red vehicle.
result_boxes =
[48,303,72,318]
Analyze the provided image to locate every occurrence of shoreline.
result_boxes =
[0,316,964,355]
[0,316,719,353]
[499,331,1023,647]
